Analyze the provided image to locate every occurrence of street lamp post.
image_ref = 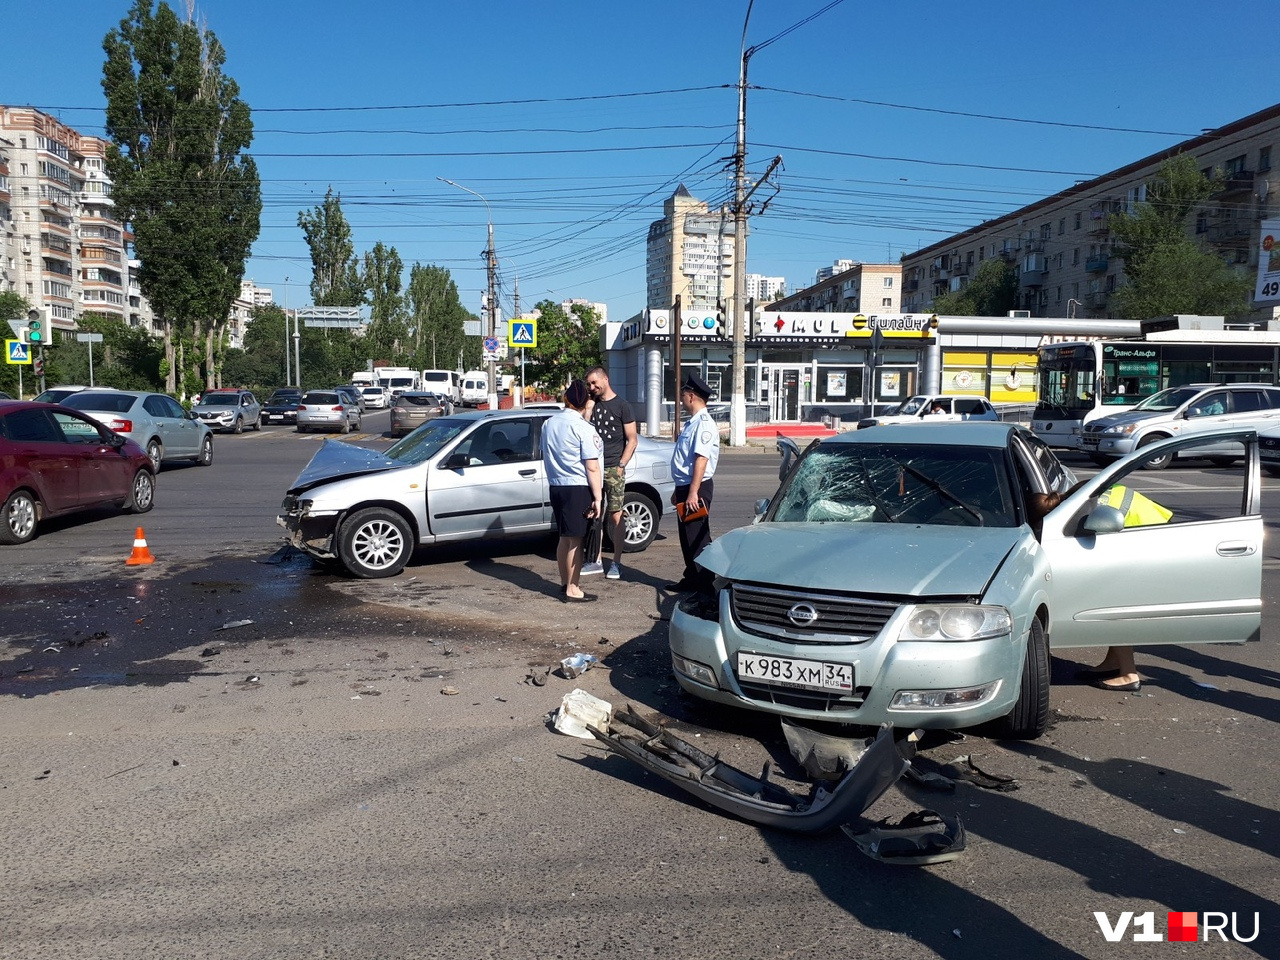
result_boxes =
[283,276,291,386]
[439,177,498,410]
[729,6,754,448]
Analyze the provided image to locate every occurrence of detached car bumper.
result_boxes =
[668,591,1021,729]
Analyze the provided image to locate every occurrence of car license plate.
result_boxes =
[736,652,852,693]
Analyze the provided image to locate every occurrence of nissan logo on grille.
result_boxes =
[787,603,819,627]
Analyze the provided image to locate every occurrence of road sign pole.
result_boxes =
[39,344,46,394]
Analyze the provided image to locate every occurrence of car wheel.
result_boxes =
[1137,433,1172,470]
[146,439,163,472]
[233,416,244,435]
[195,434,214,466]
[608,491,659,554]
[340,417,351,434]
[0,489,39,545]
[253,412,262,431]
[996,616,1049,740]
[296,425,307,433]
[355,416,362,431]
[337,507,413,579]
[125,468,155,513]
[1207,456,1237,467]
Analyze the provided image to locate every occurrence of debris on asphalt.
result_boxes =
[842,810,967,865]
[559,652,598,679]
[217,619,254,631]
[440,685,460,696]
[553,688,614,740]
[781,717,868,780]
[200,647,221,658]
[525,667,550,687]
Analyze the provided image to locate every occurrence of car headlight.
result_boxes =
[900,604,1011,641]
[1101,423,1137,436]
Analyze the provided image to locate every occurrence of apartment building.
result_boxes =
[745,273,786,303]
[0,107,130,336]
[645,184,738,310]
[900,102,1280,321]
[768,261,902,314]
[815,259,857,284]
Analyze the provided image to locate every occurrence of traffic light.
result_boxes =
[27,308,45,344]
[715,301,726,339]
[33,356,44,377]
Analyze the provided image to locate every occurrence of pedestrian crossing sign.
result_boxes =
[6,340,31,364]
[509,320,537,348]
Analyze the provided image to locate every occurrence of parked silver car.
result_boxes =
[1081,382,1280,468]
[296,390,362,433]
[668,421,1261,739]
[62,389,214,470]
[278,409,675,578]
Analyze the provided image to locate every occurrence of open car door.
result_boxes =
[1038,430,1262,649]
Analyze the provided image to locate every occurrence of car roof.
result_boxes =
[830,421,1019,448]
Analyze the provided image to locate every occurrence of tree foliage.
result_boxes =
[102,0,261,394]
[361,242,406,359]
[931,258,1018,316]
[298,188,365,307]
[523,300,603,390]
[1109,154,1254,320]
[404,264,479,372]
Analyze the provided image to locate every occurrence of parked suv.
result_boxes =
[858,394,998,429]
[193,389,262,433]
[1081,383,1280,468]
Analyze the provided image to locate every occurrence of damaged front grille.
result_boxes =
[731,584,897,644]
[736,679,871,712]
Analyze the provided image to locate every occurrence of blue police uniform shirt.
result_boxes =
[543,409,603,486]
[672,409,719,485]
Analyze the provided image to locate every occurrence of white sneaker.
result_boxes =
[606,563,621,580]
[580,561,604,577]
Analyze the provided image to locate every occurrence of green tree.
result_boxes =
[1109,155,1253,320]
[931,258,1018,316]
[405,264,475,372]
[102,0,262,395]
[299,188,365,307]
[362,241,407,360]
[524,300,602,390]
[55,312,164,390]
[0,292,32,397]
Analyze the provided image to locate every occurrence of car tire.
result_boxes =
[608,491,659,554]
[233,416,245,435]
[355,415,362,431]
[195,434,214,466]
[145,439,163,472]
[996,616,1050,740]
[252,412,262,431]
[337,507,413,579]
[1207,456,1237,467]
[296,425,307,433]
[125,468,155,513]
[1138,433,1172,470]
[0,489,38,545]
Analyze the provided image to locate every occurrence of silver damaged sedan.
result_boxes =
[669,421,1262,739]
[277,409,675,578]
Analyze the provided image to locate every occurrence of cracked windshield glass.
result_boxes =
[771,444,1017,527]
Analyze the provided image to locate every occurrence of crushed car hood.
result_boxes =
[288,440,400,493]
[697,522,1022,596]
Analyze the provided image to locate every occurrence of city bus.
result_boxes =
[1031,335,1280,449]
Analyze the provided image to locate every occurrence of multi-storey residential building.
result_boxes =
[560,298,608,325]
[815,259,856,284]
[900,102,1280,321]
[241,279,274,308]
[0,107,131,336]
[646,184,738,310]
[745,273,786,303]
[769,261,901,315]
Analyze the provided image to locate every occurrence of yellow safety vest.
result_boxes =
[1097,484,1173,527]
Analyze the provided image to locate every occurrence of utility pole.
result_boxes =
[439,177,499,410]
[729,12,752,448]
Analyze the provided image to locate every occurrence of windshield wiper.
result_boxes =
[898,462,984,525]
[857,457,899,522]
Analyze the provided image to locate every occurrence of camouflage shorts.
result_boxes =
[603,465,626,514]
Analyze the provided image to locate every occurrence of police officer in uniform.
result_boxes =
[668,374,720,593]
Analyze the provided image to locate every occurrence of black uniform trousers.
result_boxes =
[675,477,714,591]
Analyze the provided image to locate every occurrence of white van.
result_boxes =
[420,369,460,403]
[460,371,489,407]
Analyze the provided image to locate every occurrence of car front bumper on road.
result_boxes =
[1080,433,1137,457]
[276,495,339,559]
[667,590,1021,729]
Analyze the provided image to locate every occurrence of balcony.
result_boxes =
[1213,171,1254,198]
[1085,255,1110,273]
[1206,220,1252,246]
[904,279,919,292]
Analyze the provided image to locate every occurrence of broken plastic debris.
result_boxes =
[1192,681,1220,690]
[559,653,598,679]
[554,688,614,739]
[440,686,460,696]
[843,809,967,866]
[217,619,254,631]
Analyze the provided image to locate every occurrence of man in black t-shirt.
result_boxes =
[585,366,637,580]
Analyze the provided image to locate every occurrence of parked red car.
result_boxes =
[0,400,156,544]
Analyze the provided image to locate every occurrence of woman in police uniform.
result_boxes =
[668,374,720,594]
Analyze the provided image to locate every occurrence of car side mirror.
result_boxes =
[1081,504,1126,534]
[753,497,770,518]
[186,410,198,420]
[107,433,127,449]
[443,452,470,470]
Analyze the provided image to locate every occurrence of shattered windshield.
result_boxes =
[770,442,1017,527]
[385,416,470,465]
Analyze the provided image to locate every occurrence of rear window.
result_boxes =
[302,392,340,404]
[403,394,444,407]
[65,392,135,414]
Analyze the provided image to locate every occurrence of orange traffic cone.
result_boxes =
[126,526,155,566]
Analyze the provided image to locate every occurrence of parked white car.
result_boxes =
[858,394,998,429]
[360,386,388,409]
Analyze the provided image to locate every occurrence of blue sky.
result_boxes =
[4,1,1276,323]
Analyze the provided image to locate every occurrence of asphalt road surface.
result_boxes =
[1,415,1277,959]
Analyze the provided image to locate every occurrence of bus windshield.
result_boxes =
[1034,353,1094,416]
